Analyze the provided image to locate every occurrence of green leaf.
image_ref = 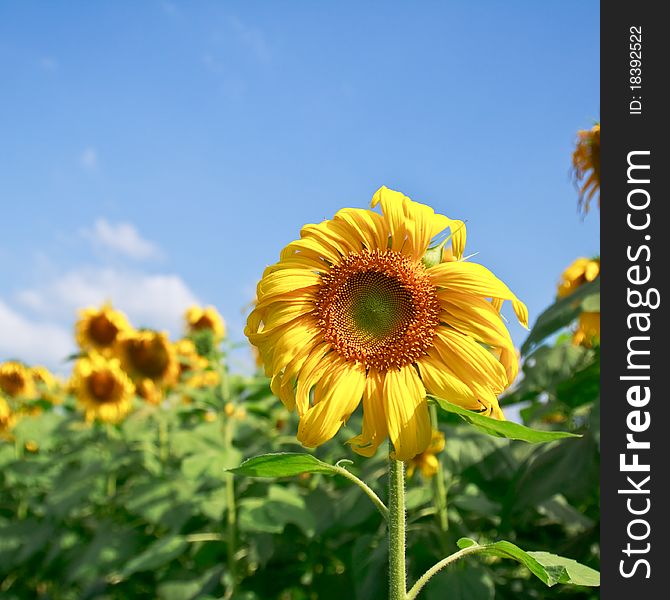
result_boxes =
[521,277,600,355]
[456,538,600,587]
[228,452,338,478]
[120,535,188,578]
[431,396,579,443]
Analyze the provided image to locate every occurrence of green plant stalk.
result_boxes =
[388,457,407,600]
[406,543,484,600]
[332,464,389,520]
[429,404,449,533]
[224,417,238,595]
[158,415,169,465]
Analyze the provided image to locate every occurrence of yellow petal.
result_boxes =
[416,351,482,411]
[428,261,528,328]
[349,370,388,457]
[384,366,431,461]
[297,361,366,447]
[333,207,389,251]
[256,269,321,303]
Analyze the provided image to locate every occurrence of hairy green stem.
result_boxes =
[429,405,449,533]
[388,457,407,600]
[407,544,484,600]
[332,464,389,520]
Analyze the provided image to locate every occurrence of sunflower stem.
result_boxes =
[429,405,449,534]
[332,464,388,520]
[223,416,238,597]
[388,457,407,600]
[406,544,484,600]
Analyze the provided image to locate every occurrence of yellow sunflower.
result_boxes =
[572,123,600,214]
[246,186,526,460]
[0,361,36,399]
[115,330,179,387]
[185,305,226,340]
[573,312,600,348]
[30,366,64,404]
[76,303,132,354]
[72,353,135,423]
[175,338,209,377]
[0,396,16,437]
[407,430,446,478]
[135,378,162,405]
[557,257,600,298]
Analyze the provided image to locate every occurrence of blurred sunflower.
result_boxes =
[407,430,445,478]
[135,378,162,406]
[557,257,600,347]
[185,305,226,341]
[557,257,600,298]
[0,396,16,437]
[30,366,64,404]
[573,312,600,348]
[115,330,179,387]
[572,123,600,214]
[175,338,209,376]
[72,353,135,423]
[76,303,132,354]
[0,361,36,399]
[246,186,526,460]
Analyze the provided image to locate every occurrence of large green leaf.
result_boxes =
[228,452,337,477]
[521,277,600,355]
[456,538,600,587]
[120,535,188,578]
[431,396,579,443]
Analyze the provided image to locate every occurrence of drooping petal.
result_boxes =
[428,261,528,328]
[297,360,366,447]
[384,366,431,460]
[416,351,482,411]
[348,369,388,457]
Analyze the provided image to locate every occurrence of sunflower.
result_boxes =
[115,330,179,387]
[557,257,600,298]
[573,312,600,348]
[246,186,526,460]
[76,303,132,354]
[135,378,162,405]
[30,366,64,404]
[572,123,600,214]
[185,305,226,340]
[0,396,16,437]
[71,353,135,423]
[407,430,445,478]
[175,338,209,377]
[0,361,36,399]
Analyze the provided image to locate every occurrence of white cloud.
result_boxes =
[39,57,59,72]
[230,17,271,63]
[0,299,74,370]
[17,267,200,335]
[82,219,162,261]
[79,147,98,170]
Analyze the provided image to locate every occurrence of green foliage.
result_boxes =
[1,279,600,599]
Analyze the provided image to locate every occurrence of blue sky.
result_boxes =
[0,1,599,373]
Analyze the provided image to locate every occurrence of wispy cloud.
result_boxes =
[230,16,271,63]
[82,219,162,261]
[0,299,74,369]
[38,57,59,72]
[17,267,200,336]
[79,147,99,170]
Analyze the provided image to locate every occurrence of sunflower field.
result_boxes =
[0,128,600,600]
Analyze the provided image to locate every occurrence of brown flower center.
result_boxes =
[87,371,119,403]
[191,315,215,331]
[0,372,25,397]
[89,314,119,346]
[314,249,440,371]
[126,337,170,379]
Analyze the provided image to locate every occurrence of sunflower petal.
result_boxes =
[384,366,431,461]
[349,369,388,457]
[297,361,366,447]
